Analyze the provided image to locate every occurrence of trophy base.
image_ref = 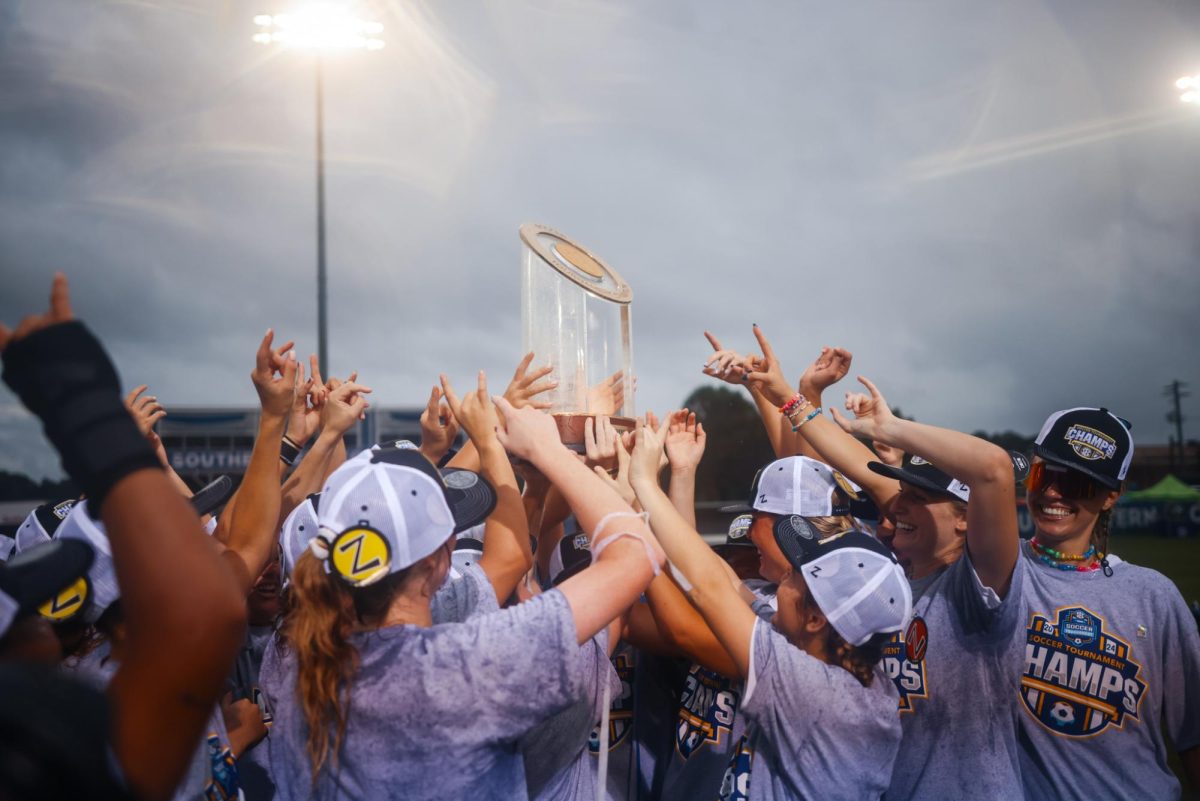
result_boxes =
[553,413,636,452]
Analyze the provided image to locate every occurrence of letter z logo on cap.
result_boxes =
[331,526,392,587]
[39,576,91,622]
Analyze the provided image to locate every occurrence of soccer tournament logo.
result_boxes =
[590,650,635,753]
[674,665,741,758]
[881,615,929,713]
[1021,607,1145,737]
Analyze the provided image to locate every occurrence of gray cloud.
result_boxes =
[1,0,1198,480]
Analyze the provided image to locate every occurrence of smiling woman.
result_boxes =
[1012,407,1200,800]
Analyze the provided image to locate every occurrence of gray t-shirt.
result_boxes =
[521,627,620,801]
[741,618,901,801]
[881,551,1027,800]
[432,562,499,624]
[260,588,581,801]
[661,582,776,801]
[1015,542,1200,801]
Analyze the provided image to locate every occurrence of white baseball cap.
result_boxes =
[773,520,912,646]
[722,456,869,518]
[14,499,77,555]
[280,493,321,579]
[47,501,120,624]
[313,449,495,588]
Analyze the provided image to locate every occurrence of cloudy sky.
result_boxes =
[2,0,1199,479]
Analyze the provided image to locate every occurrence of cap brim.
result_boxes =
[190,475,235,518]
[440,469,498,534]
[718,502,754,514]
[0,540,94,616]
[867,461,961,501]
[1033,446,1122,490]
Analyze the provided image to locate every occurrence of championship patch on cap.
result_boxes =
[1034,407,1133,490]
[38,575,90,622]
[1063,425,1117,462]
[330,525,392,587]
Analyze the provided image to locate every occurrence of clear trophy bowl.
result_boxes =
[519,223,635,449]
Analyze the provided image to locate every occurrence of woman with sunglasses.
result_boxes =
[1015,407,1200,800]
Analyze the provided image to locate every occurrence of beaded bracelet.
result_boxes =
[779,394,809,416]
[791,407,822,432]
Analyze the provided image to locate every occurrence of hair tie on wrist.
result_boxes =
[280,436,303,465]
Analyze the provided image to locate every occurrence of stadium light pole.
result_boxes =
[253,5,385,378]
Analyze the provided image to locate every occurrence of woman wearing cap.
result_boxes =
[1013,407,1200,799]
[628,420,909,801]
[725,326,1033,801]
[261,375,665,800]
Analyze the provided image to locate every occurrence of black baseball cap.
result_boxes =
[713,514,755,560]
[868,451,1031,503]
[1033,407,1133,490]
[550,531,592,586]
[0,539,94,638]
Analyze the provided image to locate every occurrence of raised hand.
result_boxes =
[321,380,372,436]
[492,395,563,464]
[0,272,74,352]
[286,360,323,447]
[125,385,166,441]
[592,435,636,506]
[587,370,626,416]
[664,409,706,473]
[742,325,794,407]
[798,346,853,398]
[307,355,328,410]
[701,332,752,385]
[441,372,500,450]
[628,418,668,488]
[418,385,459,463]
[584,415,620,472]
[504,352,557,411]
[830,376,897,441]
[251,329,297,419]
[872,440,904,468]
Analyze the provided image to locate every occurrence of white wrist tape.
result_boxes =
[590,511,661,577]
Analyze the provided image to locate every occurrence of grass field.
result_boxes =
[1109,534,1200,607]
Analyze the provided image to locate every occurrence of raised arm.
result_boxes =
[628,422,757,679]
[743,327,900,510]
[663,409,706,528]
[493,397,664,645]
[278,377,366,523]
[703,331,791,457]
[442,372,531,603]
[221,333,308,594]
[833,376,1019,595]
[0,275,246,801]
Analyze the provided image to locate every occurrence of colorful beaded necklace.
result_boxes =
[1031,538,1102,572]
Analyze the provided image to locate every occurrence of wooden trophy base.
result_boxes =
[553,413,636,452]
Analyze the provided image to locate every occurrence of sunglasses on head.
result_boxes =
[1024,461,1101,500]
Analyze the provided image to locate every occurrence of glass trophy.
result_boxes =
[519,223,635,448]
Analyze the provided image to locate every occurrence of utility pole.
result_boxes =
[1164,380,1190,470]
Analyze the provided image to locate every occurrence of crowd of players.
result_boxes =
[0,273,1197,801]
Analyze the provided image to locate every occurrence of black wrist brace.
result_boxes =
[2,321,162,516]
